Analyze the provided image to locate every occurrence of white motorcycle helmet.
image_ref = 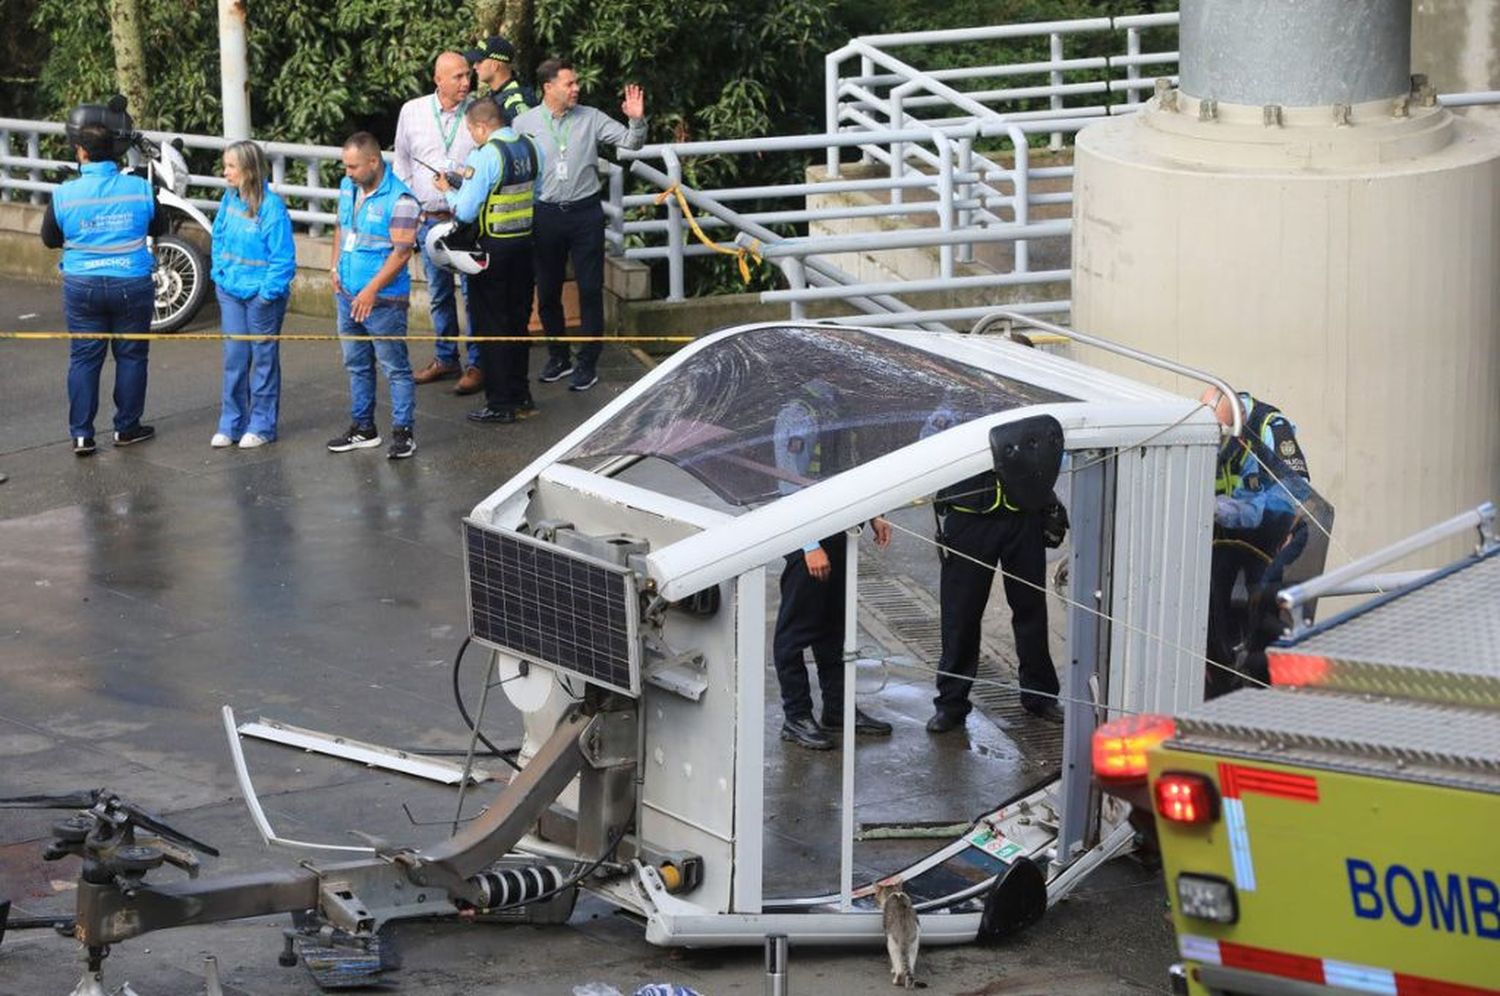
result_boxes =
[424,220,488,275]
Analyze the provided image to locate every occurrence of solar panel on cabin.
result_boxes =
[464,520,639,696]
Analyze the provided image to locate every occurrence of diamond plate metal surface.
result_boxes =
[1173,689,1500,794]
[1295,552,1500,675]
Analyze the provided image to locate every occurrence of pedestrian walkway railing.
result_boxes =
[4,8,1499,331]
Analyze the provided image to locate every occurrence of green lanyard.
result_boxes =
[544,110,571,158]
[430,95,463,156]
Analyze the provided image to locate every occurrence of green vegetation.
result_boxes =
[2,0,1175,292]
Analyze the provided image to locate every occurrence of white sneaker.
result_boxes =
[211,433,234,448]
[239,432,268,449]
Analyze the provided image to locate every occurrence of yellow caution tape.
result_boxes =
[654,185,763,284]
[0,331,698,344]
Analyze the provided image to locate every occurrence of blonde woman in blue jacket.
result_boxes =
[210,140,296,448]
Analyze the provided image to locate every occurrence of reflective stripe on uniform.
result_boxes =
[63,238,148,253]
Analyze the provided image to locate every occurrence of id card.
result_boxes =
[556,159,569,181]
[343,232,358,252]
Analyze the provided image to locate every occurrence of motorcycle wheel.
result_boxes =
[151,234,209,333]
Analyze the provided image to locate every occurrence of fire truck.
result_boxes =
[1097,502,1500,996]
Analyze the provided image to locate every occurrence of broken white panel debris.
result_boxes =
[238,716,494,785]
[220,706,374,854]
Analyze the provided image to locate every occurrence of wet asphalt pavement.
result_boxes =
[0,275,1173,995]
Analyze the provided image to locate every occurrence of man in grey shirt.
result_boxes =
[393,51,482,394]
[514,59,646,391]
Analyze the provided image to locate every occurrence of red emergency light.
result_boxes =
[1267,651,1331,688]
[1154,772,1219,825]
[1091,713,1176,783]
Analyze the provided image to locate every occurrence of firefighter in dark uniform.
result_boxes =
[1201,387,1312,698]
[40,97,165,456]
[924,409,1068,732]
[438,100,541,422]
[771,380,895,751]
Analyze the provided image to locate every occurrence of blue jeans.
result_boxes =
[336,292,414,429]
[217,290,287,440]
[63,274,154,438]
[417,216,477,368]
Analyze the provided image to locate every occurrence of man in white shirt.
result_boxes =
[393,51,484,394]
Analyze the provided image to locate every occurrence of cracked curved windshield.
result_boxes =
[562,325,1076,507]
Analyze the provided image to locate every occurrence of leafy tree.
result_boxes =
[27,0,488,142]
[8,0,1176,294]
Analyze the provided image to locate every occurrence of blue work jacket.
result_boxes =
[211,185,297,300]
[336,167,416,298]
[51,162,155,278]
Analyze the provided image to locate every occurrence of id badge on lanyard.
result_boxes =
[546,113,571,183]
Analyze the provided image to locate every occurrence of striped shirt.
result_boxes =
[393,93,476,213]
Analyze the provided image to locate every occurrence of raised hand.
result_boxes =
[621,84,645,120]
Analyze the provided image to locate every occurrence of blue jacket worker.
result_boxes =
[39,97,166,456]
[328,131,421,460]
[438,99,544,424]
[210,139,296,450]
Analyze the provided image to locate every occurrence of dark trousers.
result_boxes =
[468,243,535,409]
[935,509,1057,717]
[62,274,153,437]
[1205,541,1271,699]
[534,197,605,369]
[772,532,848,720]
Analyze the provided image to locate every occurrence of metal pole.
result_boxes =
[956,137,975,264]
[859,53,875,166]
[840,526,858,912]
[608,165,625,256]
[1008,124,1031,274]
[303,158,323,238]
[218,0,252,139]
[1278,502,1498,618]
[26,132,42,206]
[888,84,910,206]
[825,51,844,178]
[1049,33,1064,150]
[1125,26,1142,105]
[452,651,500,835]
[934,131,954,279]
[973,310,1245,438]
[774,258,810,321]
[765,934,789,996]
[663,149,686,302]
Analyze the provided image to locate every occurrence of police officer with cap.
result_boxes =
[40,96,165,456]
[465,36,534,126]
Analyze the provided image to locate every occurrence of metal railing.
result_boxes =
[5,8,1500,332]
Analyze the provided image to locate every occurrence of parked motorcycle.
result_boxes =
[130,134,212,333]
